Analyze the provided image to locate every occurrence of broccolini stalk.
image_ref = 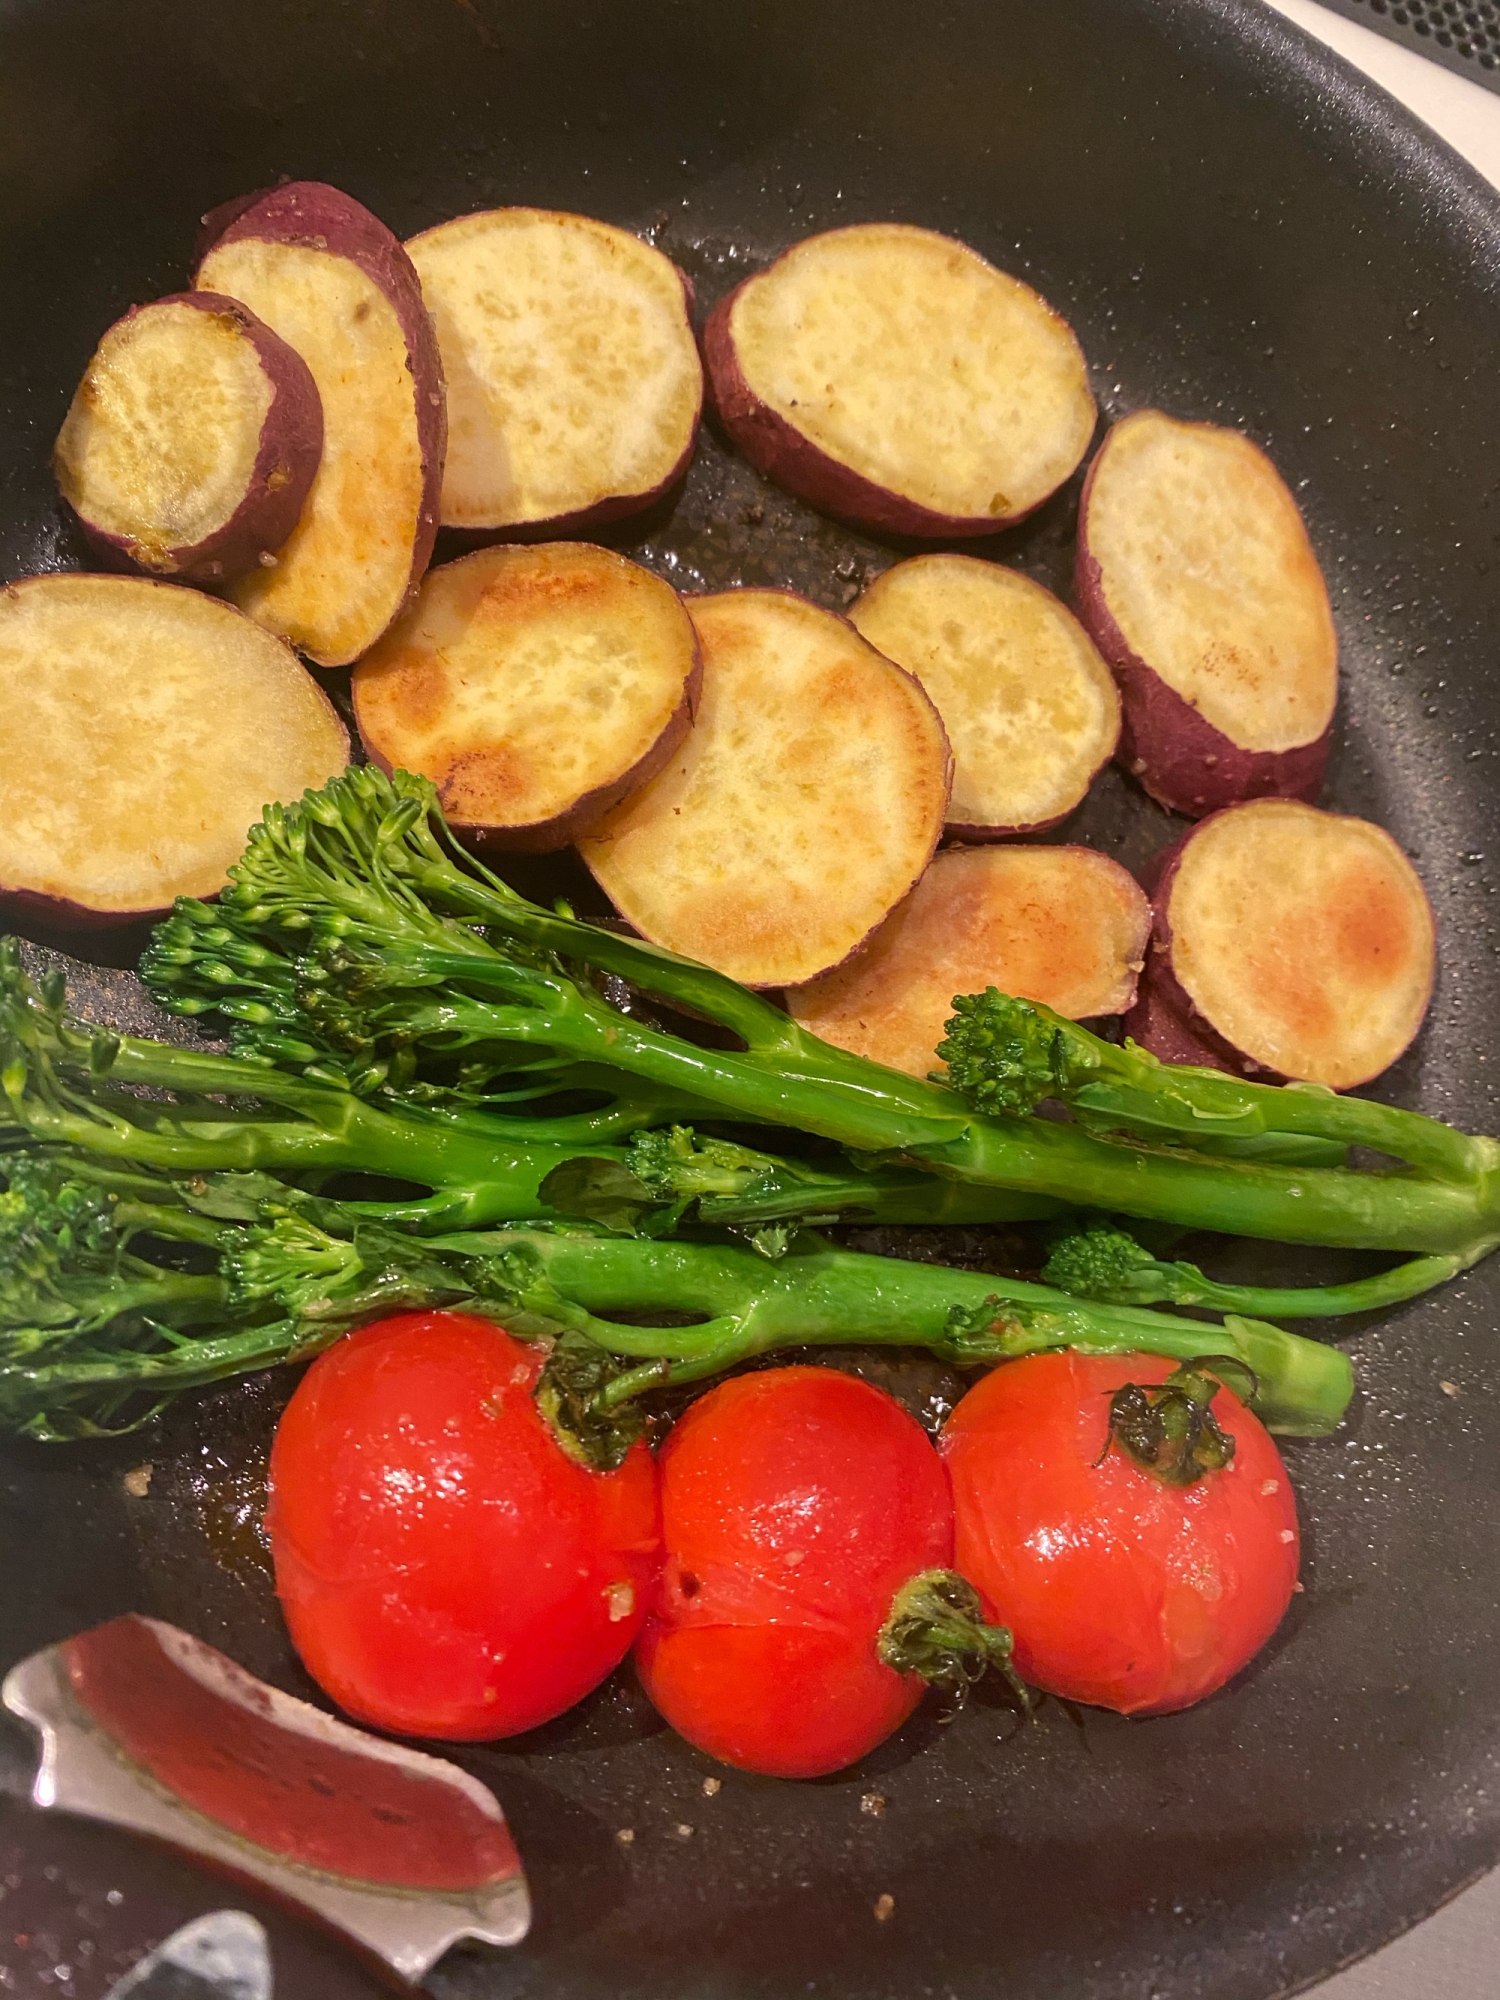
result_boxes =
[0,939,604,1222]
[0,1153,1351,1448]
[486,1226,1353,1452]
[1041,1218,1477,1319]
[141,769,1500,1259]
[0,945,1062,1236]
[539,1126,1064,1236]
[938,990,1486,1185]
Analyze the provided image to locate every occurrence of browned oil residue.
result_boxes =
[191,1446,274,1585]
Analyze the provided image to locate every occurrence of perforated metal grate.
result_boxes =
[1316,0,1500,93]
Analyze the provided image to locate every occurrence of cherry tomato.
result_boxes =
[635,1366,953,1778]
[940,1351,1299,1714]
[267,1310,660,1740]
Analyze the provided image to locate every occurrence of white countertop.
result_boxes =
[1262,5,1500,1994]
[1269,0,1500,190]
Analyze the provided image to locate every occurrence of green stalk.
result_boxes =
[438,1227,1353,1437]
[2,1314,321,1441]
[1052,1242,1477,1319]
[136,769,1500,1260]
[1,1165,1351,1442]
[268,962,1500,1255]
[939,990,1491,1185]
[1146,1250,1476,1319]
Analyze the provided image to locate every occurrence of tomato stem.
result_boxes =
[877,1569,1031,1713]
[1098,1357,1253,1487]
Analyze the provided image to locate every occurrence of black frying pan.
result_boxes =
[3,2,1500,1995]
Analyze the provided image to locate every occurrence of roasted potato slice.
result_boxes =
[1133,800,1435,1087]
[353,543,701,853]
[1076,410,1337,817]
[787,845,1149,1077]
[197,181,445,668]
[851,556,1119,837]
[705,224,1094,538]
[406,208,701,536]
[53,291,321,584]
[580,589,951,988]
[0,574,348,925]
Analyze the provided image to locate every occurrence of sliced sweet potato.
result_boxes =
[197,181,445,668]
[405,208,701,535]
[1075,409,1337,817]
[786,846,1149,1078]
[578,590,951,988]
[352,542,700,853]
[0,574,348,926]
[704,224,1094,538]
[850,556,1119,838]
[1133,800,1434,1088]
[53,292,322,584]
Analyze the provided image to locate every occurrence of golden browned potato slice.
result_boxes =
[407,208,701,534]
[1076,410,1337,816]
[850,556,1119,837]
[0,575,347,925]
[197,182,445,668]
[786,845,1150,1078]
[705,224,1094,537]
[1144,799,1435,1088]
[352,543,700,852]
[579,590,951,987]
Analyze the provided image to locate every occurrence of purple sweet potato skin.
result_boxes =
[58,292,323,586]
[1074,446,1331,819]
[197,182,446,620]
[1122,971,1243,1075]
[704,283,1051,541]
[0,883,178,934]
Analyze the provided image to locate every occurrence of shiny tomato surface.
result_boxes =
[635,1366,952,1778]
[268,1311,660,1740]
[941,1351,1299,1715]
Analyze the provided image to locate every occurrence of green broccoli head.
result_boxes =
[219,1206,365,1315]
[626,1126,771,1201]
[934,989,1077,1116]
[1040,1220,1163,1302]
[0,1151,120,1311]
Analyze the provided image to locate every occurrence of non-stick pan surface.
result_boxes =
[3,2,1500,1995]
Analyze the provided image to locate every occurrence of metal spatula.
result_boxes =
[4,1614,531,1985]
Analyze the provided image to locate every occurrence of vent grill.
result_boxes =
[1314,0,1500,92]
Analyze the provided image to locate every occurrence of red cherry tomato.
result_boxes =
[940,1351,1299,1715]
[635,1366,953,1778]
[267,1310,660,1740]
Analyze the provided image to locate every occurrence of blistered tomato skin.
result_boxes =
[635,1366,953,1778]
[941,1352,1299,1715]
[267,1311,660,1740]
